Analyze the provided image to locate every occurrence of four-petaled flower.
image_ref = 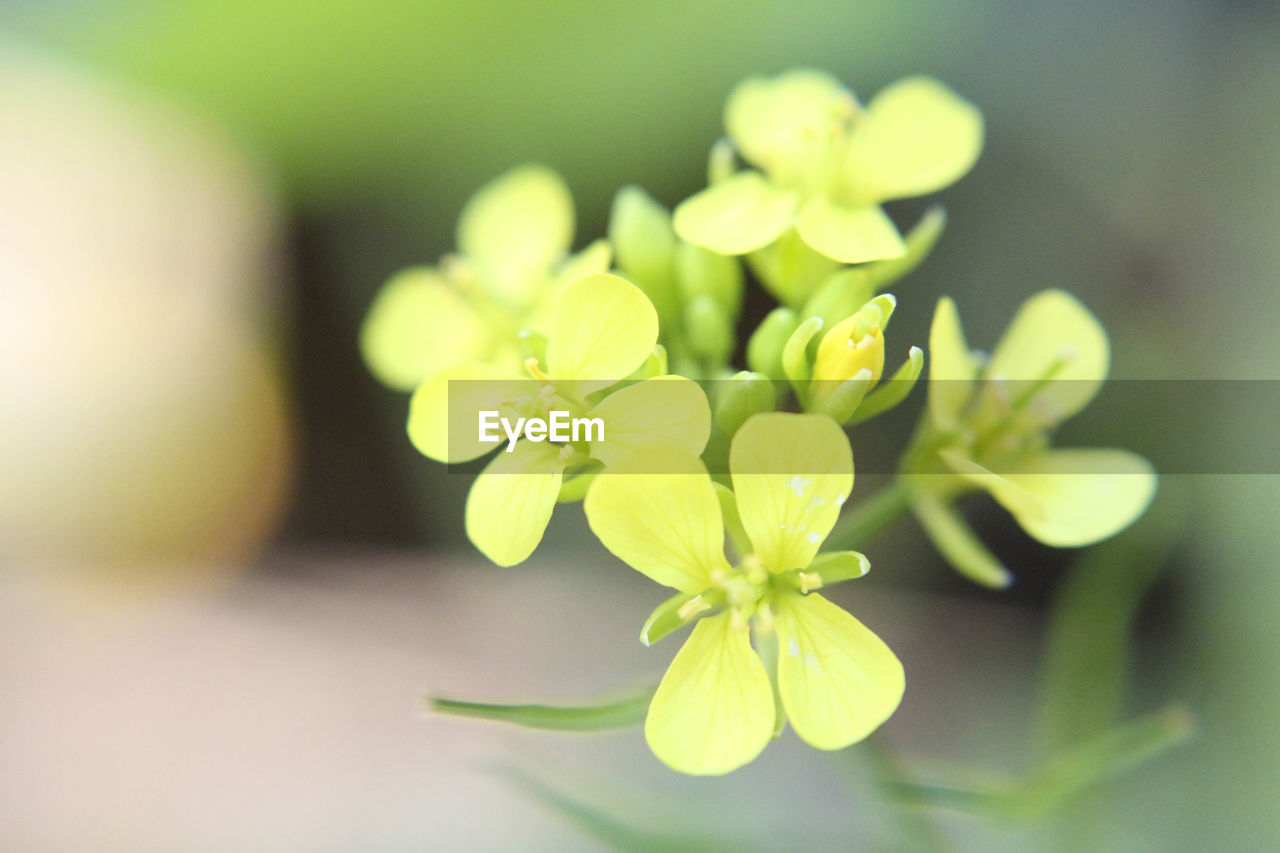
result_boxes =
[585,413,903,775]
[905,290,1157,586]
[411,273,711,566]
[674,70,983,265]
[361,164,611,391]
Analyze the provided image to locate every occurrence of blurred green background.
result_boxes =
[0,1,1276,850]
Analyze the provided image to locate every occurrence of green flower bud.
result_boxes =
[801,268,876,330]
[746,306,799,381]
[675,242,743,320]
[684,294,735,367]
[714,371,777,436]
[609,186,679,326]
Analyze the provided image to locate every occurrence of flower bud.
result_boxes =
[746,306,799,381]
[811,298,891,403]
[609,186,679,326]
[684,294,734,367]
[714,371,777,436]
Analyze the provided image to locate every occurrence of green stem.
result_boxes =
[824,478,913,551]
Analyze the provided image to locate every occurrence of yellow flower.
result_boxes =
[409,273,710,566]
[674,70,982,264]
[360,164,610,391]
[585,413,903,775]
[907,291,1156,585]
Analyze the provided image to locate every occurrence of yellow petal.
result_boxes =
[795,197,905,264]
[359,268,490,392]
[465,441,566,566]
[990,449,1156,547]
[773,592,904,750]
[407,365,534,463]
[457,164,574,302]
[986,289,1109,423]
[586,376,711,469]
[645,612,775,775]
[546,273,658,392]
[730,413,853,572]
[673,172,798,256]
[725,69,854,180]
[842,76,984,203]
[583,445,727,593]
[927,296,977,431]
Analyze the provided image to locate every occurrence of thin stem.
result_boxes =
[824,478,913,551]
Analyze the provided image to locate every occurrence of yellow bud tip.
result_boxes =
[797,571,823,594]
[677,595,711,621]
[524,357,550,382]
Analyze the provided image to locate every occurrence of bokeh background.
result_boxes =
[0,1,1276,850]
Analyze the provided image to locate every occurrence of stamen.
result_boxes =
[798,571,823,593]
[524,357,550,382]
[677,595,711,621]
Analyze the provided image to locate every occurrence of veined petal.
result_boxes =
[928,296,977,431]
[359,268,490,392]
[465,441,566,566]
[645,612,775,775]
[457,164,574,302]
[673,172,798,256]
[408,365,535,463]
[988,449,1156,547]
[725,69,854,180]
[987,290,1109,423]
[795,197,906,264]
[586,376,711,468]
[842,76,984,203]
[773,592,904,750]
[546,274,658,393]
[730,413,853,572]
[584,445,728,593]
[940,450,1049,527]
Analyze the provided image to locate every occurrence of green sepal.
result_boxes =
[556,466,601,503]
[866,205,947,290]
[713,371,777,437]
[683,294,734,368]
[848,345,924,425]
[810,368,874,422]
[708,137,736,184]
[712,482,753,558]
[429,686,656,731]
[911,489,1013,588]
[675,241,743,319]
[640,588,726,646]
[746,306,799,381]
[609,186,679,327]
[641,344,668,379]
[782,315,825,397]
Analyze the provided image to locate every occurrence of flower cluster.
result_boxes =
[360,71,1154,775]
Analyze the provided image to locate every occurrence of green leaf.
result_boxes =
[429,686,655,731]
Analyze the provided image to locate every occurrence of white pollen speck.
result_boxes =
[788,638,801,657]
[780,524,787,530]
[834,494,847,506]
[788,476,811,497]
[805,654,822,672]
[806,533,821,544]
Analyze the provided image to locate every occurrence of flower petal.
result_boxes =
[842,76,983,203]
[584,445,727,593]
[730,413,853,572]
[457,164,574,302]
[546,273,658,393]
[465,441,566,566]
[773,592,904,750]
[989,449,1156,547]
[927,296,977,431]
[359,268,490,392]
[986,290,1109,423]
[725,69,853,180]
[586,376,712,468]
[645,612,775,775]
[673,172,798,256]
[407,365,535,463]
[795,197,905,264]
